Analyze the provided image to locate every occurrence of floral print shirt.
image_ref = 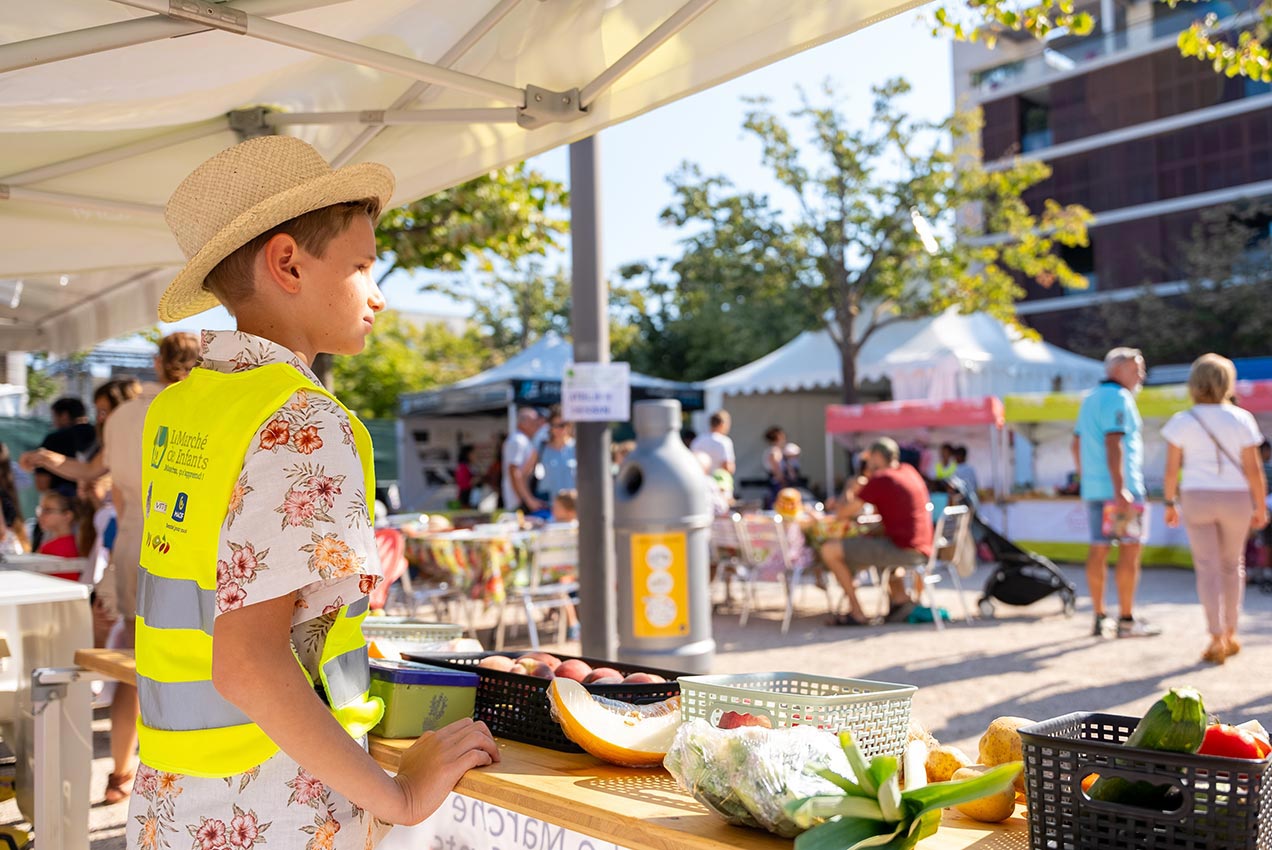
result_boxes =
[128,330,386,850]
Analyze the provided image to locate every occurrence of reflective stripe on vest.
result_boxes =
[136,364,381,777]
[935,460,958,481]
[137,567,215,635]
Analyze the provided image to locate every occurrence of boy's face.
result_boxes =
[293,215,385,356]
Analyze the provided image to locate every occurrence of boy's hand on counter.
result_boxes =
[391,718,501,825]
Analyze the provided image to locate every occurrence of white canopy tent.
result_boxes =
[0,0,926,353]
[700,310,1104,495]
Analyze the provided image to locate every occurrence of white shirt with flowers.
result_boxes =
[127,330,386,850]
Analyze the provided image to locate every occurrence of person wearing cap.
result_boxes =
[819,438,933,626]
[126,136,497,849]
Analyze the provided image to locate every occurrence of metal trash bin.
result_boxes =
[0,569,91,848]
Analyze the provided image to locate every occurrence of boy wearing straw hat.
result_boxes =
[127,136,497,849]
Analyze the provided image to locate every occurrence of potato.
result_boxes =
[978,716,1033,793]
[951,765,1018,823]
[925,744,974,783]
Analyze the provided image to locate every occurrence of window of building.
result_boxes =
[1060,241,1098,292]
[1019,89,1053,152]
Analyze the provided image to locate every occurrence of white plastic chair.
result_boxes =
[494,523,579,650]
[709,513,753,614]
[911,505,975,630]
[736,513,832,634]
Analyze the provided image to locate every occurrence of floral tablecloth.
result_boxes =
[401,528,531,605]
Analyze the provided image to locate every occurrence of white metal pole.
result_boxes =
[109,0,526,105]
[331,0,522,167]
[0,0,347,74]
[0,184,165,218]
[2,120,229,186]
[579,0,718,108]
[267,108,519,126]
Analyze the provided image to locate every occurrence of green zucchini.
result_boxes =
[1087,688,1206,809]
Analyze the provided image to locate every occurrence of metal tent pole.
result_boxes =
[570,135,618,660]
[0,0,347,74]
[267,108,519,126]
[0,185,164,218]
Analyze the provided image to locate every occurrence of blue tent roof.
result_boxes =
[398,334,702,416]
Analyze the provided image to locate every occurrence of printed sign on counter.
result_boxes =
[379,793,630,850]
[562,362,630,422]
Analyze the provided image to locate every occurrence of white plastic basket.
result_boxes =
[361,618,464,651]
[678,672,916,760]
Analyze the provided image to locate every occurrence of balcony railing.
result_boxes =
[970,1,1241,96]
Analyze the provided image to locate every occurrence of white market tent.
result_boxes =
[701,309,1104,495]
[0,0,928,354]
[395,333,701,510]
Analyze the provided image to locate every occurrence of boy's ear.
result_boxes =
[261,232,303,295]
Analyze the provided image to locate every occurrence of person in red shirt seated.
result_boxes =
[820,437,933,626]
[36,490,81,558]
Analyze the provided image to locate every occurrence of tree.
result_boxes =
[672,79,1089,403]
[375,162,569,281]
[932,0,1272,83]
[428,262,572,359]
[616,166,824,382]
[332,310,492,420]
[1069,204,1272,363]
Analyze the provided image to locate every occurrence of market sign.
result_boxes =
[563,362,631,422]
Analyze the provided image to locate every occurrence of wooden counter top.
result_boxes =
[75,648,1028,850]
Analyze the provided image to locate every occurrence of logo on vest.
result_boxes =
[151,425,169,469]
[146,531,171,555]
[172,492,188,523]
[156,429,212,481]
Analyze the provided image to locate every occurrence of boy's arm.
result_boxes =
[212,594,498,825]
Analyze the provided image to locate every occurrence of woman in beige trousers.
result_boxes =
[1163,354,1268,664]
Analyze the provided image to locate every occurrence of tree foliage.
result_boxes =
[932,0,1272,83]
[375,161,569,280]
[332,310,493,420]
[616,166,824,382]
[1070,204,1272,363]
[679,79,1089,402]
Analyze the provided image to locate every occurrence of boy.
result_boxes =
[129,136,497,849]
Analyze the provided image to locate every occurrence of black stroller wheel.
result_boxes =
[1062,591,1077,617]
[978,597,995,619]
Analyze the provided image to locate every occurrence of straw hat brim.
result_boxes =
[158,162,395,322]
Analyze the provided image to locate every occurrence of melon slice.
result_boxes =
[547,678,683,768]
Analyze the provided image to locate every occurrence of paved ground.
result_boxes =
[4,561,1271,848]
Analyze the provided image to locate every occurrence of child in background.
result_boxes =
[35,491,80,558]
[548,489,580,639]
[79,474,119,645]
[551,489,578,523]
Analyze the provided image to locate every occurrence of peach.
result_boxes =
[588,676,623,685]
[621,672,658,684]
[554,659,593,682]
[518,651,562,671]
[512,658,554,678]
[477,655,516,672]
[583,667,623,684]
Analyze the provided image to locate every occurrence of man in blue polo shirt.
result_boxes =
[1073,347,1160,639]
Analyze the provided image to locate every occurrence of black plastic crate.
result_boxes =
[403,651,683,753]
[1020,712,1271,850]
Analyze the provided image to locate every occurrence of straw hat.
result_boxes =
[159,135,395,321]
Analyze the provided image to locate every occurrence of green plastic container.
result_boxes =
[369,660,478,738]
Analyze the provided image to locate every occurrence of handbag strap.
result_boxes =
[1187,408,1244,473]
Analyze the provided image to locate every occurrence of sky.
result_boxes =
[163,5,954,334]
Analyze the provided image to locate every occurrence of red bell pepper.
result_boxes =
[1197,724,1268,760]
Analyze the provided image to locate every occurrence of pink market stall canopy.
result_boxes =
[823,396,1009,499]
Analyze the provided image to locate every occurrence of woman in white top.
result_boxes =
[1162,354,1268,665]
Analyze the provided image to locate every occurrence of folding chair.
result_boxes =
[737,512,832,634]
[709,513,752,614]
[911,505,975,630]
[494,523,580,650]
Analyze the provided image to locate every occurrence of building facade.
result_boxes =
[953,0,1272,345]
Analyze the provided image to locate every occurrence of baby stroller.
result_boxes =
[974,516,1077,618]
[937,476,1076,618]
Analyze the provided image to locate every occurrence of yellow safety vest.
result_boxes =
[136,363,383,778]
[935,459,958,481]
